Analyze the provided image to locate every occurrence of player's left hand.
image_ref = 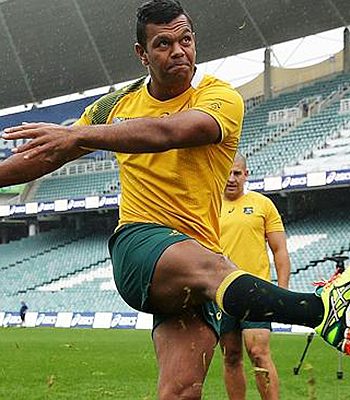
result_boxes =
[3,122,81,163]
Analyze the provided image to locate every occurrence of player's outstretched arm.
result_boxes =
[3,109,221,158]
[1,111,220,187]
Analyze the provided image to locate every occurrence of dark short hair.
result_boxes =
[136,0,194,49]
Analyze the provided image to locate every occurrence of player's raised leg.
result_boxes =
[148,239,320,326]
[147,239,232,314]
[153,311,217,400]
[148,239,350,355]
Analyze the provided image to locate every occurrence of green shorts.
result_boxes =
[108,223,222,337]
[220,312,271,335]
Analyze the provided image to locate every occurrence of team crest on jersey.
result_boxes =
[243,207,254,214]
[112,117,125,123]
[208,101,221,111]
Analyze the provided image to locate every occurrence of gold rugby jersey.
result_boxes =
[220,191,284,280]
[75,69,244,252]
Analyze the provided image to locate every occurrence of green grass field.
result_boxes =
[0,328,349,399]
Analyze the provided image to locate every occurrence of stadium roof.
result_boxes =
[1,0,350,109]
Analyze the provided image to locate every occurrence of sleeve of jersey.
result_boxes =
[73,104,94,126]
[191,85,244,144]
[265,198,285,233]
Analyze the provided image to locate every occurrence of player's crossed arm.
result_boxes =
[4,110,220,155]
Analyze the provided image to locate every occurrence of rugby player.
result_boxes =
[1,1,350,398]
[219,153,290,400]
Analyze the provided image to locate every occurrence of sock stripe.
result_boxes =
[216,270,249,311]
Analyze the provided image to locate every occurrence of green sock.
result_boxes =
[218,274,323,327]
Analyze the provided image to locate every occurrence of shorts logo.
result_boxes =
[216,310,222,321]
[243,207,253,214]
[169,229,182,236]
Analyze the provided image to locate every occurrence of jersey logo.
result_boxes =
[243,207,254,214]
[228,207,235,213]
[169,229,182,236]
[208,101,221,110]
[112,117,125,123]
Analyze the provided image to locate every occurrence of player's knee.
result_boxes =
[195,254,233,288]
[159,381,203,400]
[223,347,244,369]
[179,253,236,304]
[247,345,270,367]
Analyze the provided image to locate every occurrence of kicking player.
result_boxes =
[1,1,349,398]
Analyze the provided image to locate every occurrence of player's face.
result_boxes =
[224,160,248,199]
[137,15,196,88]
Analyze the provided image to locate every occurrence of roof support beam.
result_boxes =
[264,48,272,100]
[344,28,350,73]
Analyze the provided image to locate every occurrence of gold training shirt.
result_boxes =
[76,69,244,252]
[220,191,284,281]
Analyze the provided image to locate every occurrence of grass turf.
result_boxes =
[0,328,349,399]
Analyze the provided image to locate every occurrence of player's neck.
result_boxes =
[148,82,190,100]
[148,73,194,101]
[224,191,244,202]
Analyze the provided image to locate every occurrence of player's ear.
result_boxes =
[134,43,149,67]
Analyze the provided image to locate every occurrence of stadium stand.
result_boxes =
[241,72,350,178]
[33,171,120,201]
[1,227,135,313]
[29,160,120,202]
[270,207,350,292]
[285,114,350,175]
